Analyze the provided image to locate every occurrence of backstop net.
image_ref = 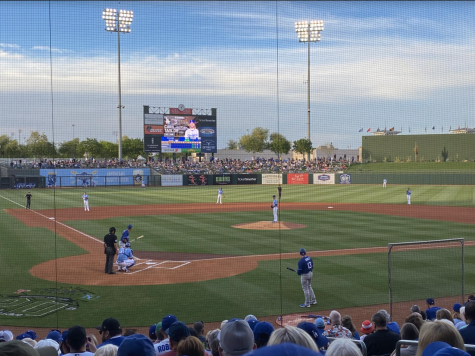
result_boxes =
[388,238,464,320]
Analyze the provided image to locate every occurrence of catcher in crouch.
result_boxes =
[116,242,136,272]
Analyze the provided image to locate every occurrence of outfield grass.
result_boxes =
[0,185,474,327]
[346,161,475,173]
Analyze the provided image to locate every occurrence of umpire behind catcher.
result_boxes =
[104,227,118,275]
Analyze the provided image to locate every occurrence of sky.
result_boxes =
[1,1,475,150]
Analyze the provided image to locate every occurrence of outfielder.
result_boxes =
[297,248,316,307]
[116,242,136,272]
[119,224,133,248]
[82,191,90,211]
[383,179,387,188]
[406,188,411,205]
[272,195,278,223]
[217,187,223,204]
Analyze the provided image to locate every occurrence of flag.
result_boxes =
[367,128,371,132]
[359,128,363,132]
[432,126,435,130]
[390,127,394,131]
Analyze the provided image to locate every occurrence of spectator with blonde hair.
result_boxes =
[456,306,467,330]
[94,344,118,356]
[267,326,319,352]
[436,309,454,324]
[326,338,363,356]
[342,315,360,339]
[415,321,465,356]
[177,336,206,356]
[206,329,220,356]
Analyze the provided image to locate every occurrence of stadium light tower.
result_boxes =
[295,20,324,161]
[102,8,133,162]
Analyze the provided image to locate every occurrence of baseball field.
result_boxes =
[1,184,475,329]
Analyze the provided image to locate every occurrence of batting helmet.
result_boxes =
[127,224,133,229]
[109,227,116,233]
[125,242,131,247]
[300,248,306,256]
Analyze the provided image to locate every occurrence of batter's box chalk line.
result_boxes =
[126,260,190,275]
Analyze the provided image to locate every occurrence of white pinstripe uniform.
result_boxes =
[82,192,89,211]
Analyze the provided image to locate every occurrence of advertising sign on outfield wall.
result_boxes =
[287,173,308,185]
[340,174,351,184]
[161,175,183,186]
[237,174,258,184]
[187,174,209,186]
[313,173,335,184]
[214,175,231,185]
[262,174,283,185]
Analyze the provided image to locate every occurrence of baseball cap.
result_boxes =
[127,224,133,229]
[218,320,255,355]
[245,314,257,321]
[167,321,190,342]
[21,338,37,348]
[45,330,62,343]
[26,330,38,340]
[453,303,462,313]
[244,343,320,356]
[247,319,259,331]
[156,322,162,334]
[427,298,435,305]
[17,333,33,340]
[297,322,329,349]
[96,317,122,332]
[300,248,306,255]
[149,324,157,339]
[190,120,195,123]
[0,340,39,356]
[314,318,325,329]
[423,342,454,356]
[125,242,131,247]
[117,334,155,356]
[433,348,471,356]
[34,339,60,353]
[360,320,374,334]
[253,322,274,344]
[0,330,13,342]
[61,330,68,343]
[162,315,178,333]
[273,195,276,197]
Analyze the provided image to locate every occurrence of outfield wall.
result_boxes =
[362,134,475,162]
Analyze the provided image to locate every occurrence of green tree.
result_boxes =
[26,131,56,158]
[99,141,119,159]
[122,137,145,158]
[226,139,239,150]
[3,139,20,157]
[293,138,313,160]
[77,138,102,158]
[269,133,291,155]
[238,127,269,153]
[58,138,80,158]
[0,135,11,157]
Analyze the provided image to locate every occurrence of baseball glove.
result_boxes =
[271,205,274,209]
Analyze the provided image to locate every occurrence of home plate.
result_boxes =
[328,207,333,209]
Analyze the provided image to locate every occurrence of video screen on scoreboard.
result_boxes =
[162,115,201,153]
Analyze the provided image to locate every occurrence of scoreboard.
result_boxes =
[161,137,201,153]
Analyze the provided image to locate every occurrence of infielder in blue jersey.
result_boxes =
[406,188,411,205]
[217,187,223,204]
[383,179,387,188]
[272,195,278,223]
[82,192,89,211]
[297,248,317,307]
[119,224,133,248]
[116,242,136,272]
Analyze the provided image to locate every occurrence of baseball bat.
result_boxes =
[286,267,297,273]
[129,235,144,243]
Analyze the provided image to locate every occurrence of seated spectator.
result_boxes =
[96,318,125,349]
[315,318,326,331]
[297,321,329,351]
[245,315,257,322]
[86,334,98,353]
[378,310,400,335]
[453,303,463,325]
[0,330,13,343]
[359,320,374,341]
[0,340,41,356]
[177,336,206,356]
[206,329,220,356]
[117,334,155,356]
[415,321,465,356]
[163,321,191,356]
[193,321,207,347]
[458,301,475,356]
[342,315,360,339]
[267,326,319,352]
[436,309,454,324]
[218,319,256,356]
[405,314,424,331]
[22,338,38,348]
[253,322,274,348]
[425,298,442,321]
[35,339,61,356]
[326,338,363,356]
[93,344,118,356]
[60,330,69,355]
[155,315,178,355]
[63,325,93,356]
[411,306,421,314]
[243,343,320,356]
[323,311,353,339]
[363,312,400,356]
[247,319,259,332]
[390,323,419,356]
[123,330,136,337]
[155,322,165,342]
[421,341,470,356]
[149,324,158,342]
[456,306,467,330]
[420,311,428,322]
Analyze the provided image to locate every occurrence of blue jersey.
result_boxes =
[218,188,223,195]
[297,256,313,275]
[117,247,133,262]
[273,199,278,207]
[121,229,130,242]
[82,194,88,201]
[407,190,411,196]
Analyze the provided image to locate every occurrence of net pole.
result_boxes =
[388,244,393,321]
[462,239,465,304]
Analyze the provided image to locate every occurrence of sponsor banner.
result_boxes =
[144,135,161,152]
[197,116,216,126]
[161,175,183,186]
[187,174,209,186]
[144,113,163,125]
[237,174,258,184]
[169,107,193,115]
[201,137,217,153]
[340,174,351,184]
[39,169,150,187]
[144,125,164,135]
[313,173,335,184]
[262,174,282,185]
[214,175,231,185]
[287,173,308,185]
[199,127,216,137]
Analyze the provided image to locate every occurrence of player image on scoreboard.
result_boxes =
[162,115,201,153]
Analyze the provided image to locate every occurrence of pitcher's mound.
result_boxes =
[232,221,306,230]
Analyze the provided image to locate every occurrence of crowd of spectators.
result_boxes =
[2,296,475,356]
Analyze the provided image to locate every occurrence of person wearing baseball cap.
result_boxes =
[297,322,329,351]
[271,195,278,223]
[96,317,125,348]
[118,334,155,356]
[161,321,190,356]
[154,315,178,355]
[297,248,317,308]
[62,326,92,356]
[0,340,40,356]
[314,318,326,330]
[253,322,274,348]
[360,320,374,341]
[243,342,320,356]
[218,319,256,355]
[0,330,14,342]
[119,225,133,248]
[425,298,442,321]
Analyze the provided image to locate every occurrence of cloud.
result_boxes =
[0,43,20,48]
[32,46,72,54]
